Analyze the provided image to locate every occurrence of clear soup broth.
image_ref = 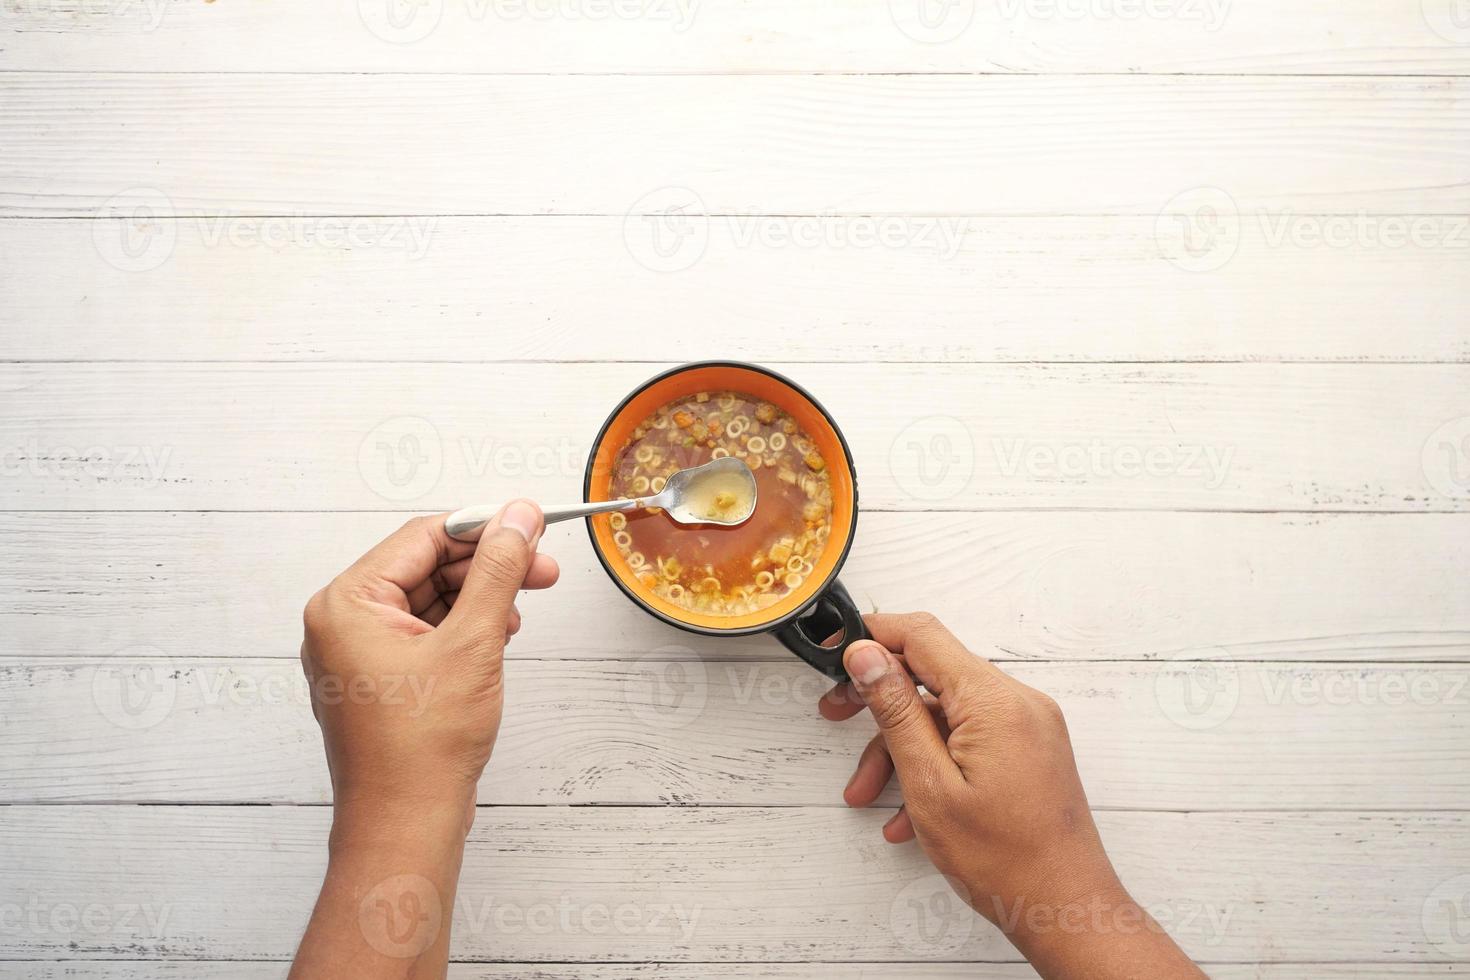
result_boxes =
[606,390,834,618]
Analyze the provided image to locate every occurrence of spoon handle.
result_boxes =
[445,498,644,542]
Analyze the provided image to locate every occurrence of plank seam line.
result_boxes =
[1,802,1467,813]
[8,211,1470,220]
[5,656,1468,667]
[4,359,1470,367]
[2,69,1470,79]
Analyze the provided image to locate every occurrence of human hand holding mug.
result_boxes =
[820,612,1204,979]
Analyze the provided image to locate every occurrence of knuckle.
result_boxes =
[473,536,527,584]
[1032,691,1069,730]
[302,588,330,631]
[908,611,942,633]
[867,672,920,723]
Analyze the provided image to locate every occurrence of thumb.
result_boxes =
[844,640,956,783]
[440,499,543,646]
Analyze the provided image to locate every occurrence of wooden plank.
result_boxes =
[4,0,1469,75]
[0,806,1464,962]
[2,963,1466,979]
[4,215,1467,364]
[1,362,1465,512]
[3,511,1465,664]
[4,657,1467,809]
[2,76,1467,216]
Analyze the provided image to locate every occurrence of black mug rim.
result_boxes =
[581,360,861,639]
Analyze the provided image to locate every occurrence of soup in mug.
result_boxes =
[605,390,834,618]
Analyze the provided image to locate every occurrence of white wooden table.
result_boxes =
[2,2,1469,976]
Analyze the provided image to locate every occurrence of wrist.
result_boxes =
[998,874,1190,979]
[329,785,475,858]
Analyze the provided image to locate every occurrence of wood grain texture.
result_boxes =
[5,0,1469,74]
[5,657,1467,809]
[2,964,1466,979]
[5,214,1468,364]
[1,806,1464,962]
[2,363,1467,512]
[3,511,1465,664]
[3,75,1468,216]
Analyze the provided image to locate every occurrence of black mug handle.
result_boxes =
[774,579,871,682]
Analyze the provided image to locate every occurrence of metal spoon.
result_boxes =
[445,456,758,542]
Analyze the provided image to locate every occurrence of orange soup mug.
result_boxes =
[583,362,870,680]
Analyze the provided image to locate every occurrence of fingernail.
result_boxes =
[846,641,890,686]
[498,500,541,542]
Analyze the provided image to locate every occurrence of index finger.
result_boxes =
[338,514,478,599]
[862,612,1007,699]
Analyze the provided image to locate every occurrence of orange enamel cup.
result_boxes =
[583,361,869,680]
